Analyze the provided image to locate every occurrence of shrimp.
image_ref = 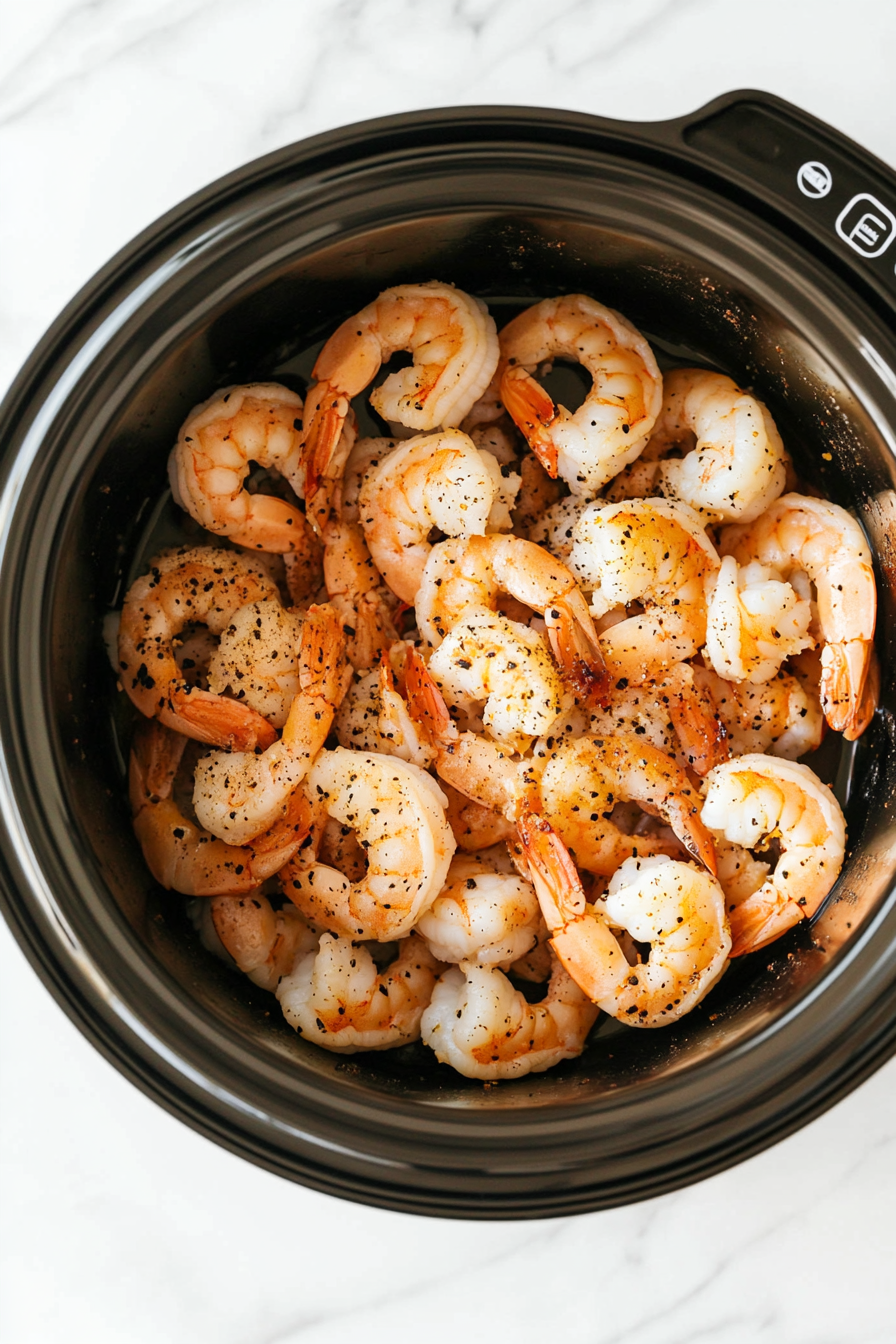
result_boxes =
[277,932,443,1052]
[441,783,517,851]
[206,599,303,729]
[282,748,455,940]
[129,721,310,896]
[416,855,542,968]
[403,647,529,820]
[529,496,586,564]
[118,546,280,751]
[693,664,824,760]
[701,755,846,956]
[427,606,567,753]
[704,556,813,684]
[192,605,347,845]
[569,499,719,683]
[191,892,318,991]
[420,957,599,1080]
[356,429,516,604]
[511,452,566,536]
[167,383,317,552]
[301,281,499,506]
[415,533,609,705]
[333,652,433,768]
[588,663,729,777]
[719,494,877,738]
[641,368,789,524]
[322,518,399,671]
[536,732,717,877]
[521,840,730,1025]
[497,294,663,497]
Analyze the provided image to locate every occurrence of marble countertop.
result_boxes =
[2,2,896,1340]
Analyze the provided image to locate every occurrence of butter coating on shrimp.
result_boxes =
[570,498,719,683]
[421,958,598,1080]
[129,721,310,896]
[357,428,518,604]
[283,748,456,941]
[720,493,877,739]
[416,854,542,968]
[701,755,846,956]
[497,294,663,497]
[416,533,609,705]
[168,383,314,552]
[278,932,443,1052]
[119,546,281,751]
[302,281,499,510]
[646,368,789,524]
[193,604,348,845]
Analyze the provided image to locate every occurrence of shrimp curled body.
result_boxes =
[498,294,663,497]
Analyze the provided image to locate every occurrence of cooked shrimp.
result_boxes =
[428,606,566,753]
[333,653,433,768]
[529,496,586,564]
[119,546,280,751]
[191,892,318,991]
[720,493,876,738]
[277,932,443,1052]
[701,755,846,956]
[420,957,598,1080]
[167,383,318,552]
[302,281,499,505]
[644,368,789,523]
[520,841,730,1025]
[704,556,813,684]
[206,598,303,729]
[192,605,347,845]
[129,721,310,896]
[404,647,529,820]
[588,662,729,777]
[356,429,515,604]
[693,664,824,760]
[497,294,663,497]
[536,732,717,877]
[416,855,542,968]
[570,499,719,683]
[511,452,566,536]
[282,748,455,941]
[441,783,517,851]
[416,533,609,705]
[322,518,399,671]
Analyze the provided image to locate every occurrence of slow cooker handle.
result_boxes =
[653,90,896,313]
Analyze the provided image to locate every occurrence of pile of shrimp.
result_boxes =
[114,280,877,1082]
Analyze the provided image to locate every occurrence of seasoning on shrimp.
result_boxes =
[119,546,281,751]
[497,294,663,497]
[278,932,444,1052]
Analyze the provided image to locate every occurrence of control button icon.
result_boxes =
[835,193,896,258]
[797,161,832,198]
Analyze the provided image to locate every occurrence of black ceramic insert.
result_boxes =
[1,93,895,1218]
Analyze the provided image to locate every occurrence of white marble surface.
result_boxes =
[2,2,896,1340]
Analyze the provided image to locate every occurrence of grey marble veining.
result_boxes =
[2,1,896,1340]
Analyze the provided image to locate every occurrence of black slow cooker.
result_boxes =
[1,91,895,1219]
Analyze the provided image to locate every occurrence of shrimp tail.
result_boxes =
[404,647,457,747]
[666,669,730,776]
[544,594,611,707]
[728,889,806,958]
[499,365,559,476]
[162,687,278,752]
[302,385,350,504]
[821,641,876,739]
[516,799,587,929]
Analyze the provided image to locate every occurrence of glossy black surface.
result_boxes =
[1,93,896,1217]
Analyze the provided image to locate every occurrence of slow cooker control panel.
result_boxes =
[684,99,896,306]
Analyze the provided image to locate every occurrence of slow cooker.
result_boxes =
[1,90,895,1219]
